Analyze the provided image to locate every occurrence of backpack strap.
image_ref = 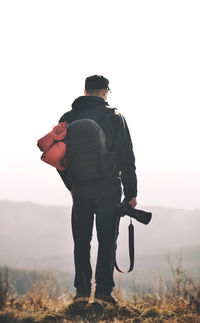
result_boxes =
[61,105,116,124]
[115,218,135,273]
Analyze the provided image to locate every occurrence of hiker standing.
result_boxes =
[57,75,137,304]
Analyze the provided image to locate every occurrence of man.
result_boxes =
[57,75,137,304]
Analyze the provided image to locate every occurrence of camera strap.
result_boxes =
[115,218,135,273]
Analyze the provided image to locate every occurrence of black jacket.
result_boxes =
[57,96,137,200]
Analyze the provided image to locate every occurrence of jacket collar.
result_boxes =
[72,96,108,110]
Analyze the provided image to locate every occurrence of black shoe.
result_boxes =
[94,294,118,305]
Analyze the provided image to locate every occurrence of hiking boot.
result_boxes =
[94,293,118,305]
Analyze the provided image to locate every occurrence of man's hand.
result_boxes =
[70,191,72,196]
[128,197,137,208]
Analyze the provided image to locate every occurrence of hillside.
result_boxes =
[0,200,200,278]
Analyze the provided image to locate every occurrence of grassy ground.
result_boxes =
[0,298,200,322]
[0,266,200,322]
[0,289,200,323]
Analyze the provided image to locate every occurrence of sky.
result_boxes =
[0,0,199,209]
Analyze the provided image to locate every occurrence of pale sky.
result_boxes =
[0,0,199,209]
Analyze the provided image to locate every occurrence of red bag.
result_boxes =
[37,122,68,171]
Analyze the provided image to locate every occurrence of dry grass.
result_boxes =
[0,262,200,323]
[0,291,200,323]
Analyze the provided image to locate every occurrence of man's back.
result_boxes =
[58,95,137,201]
[57,75,137,304]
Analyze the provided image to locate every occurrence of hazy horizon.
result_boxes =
[1,197,200,211]
[1,200,200,275]
[0,0,199,209]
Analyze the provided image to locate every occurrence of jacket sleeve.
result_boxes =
[113,111,137,201]
[56,168,72,191]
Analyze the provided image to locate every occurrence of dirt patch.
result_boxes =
[64,301,140,322]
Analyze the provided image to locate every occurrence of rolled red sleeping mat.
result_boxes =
[37,122,68,170]
[41,141,67,170]
[37,132,54,153]
[37,122,67,152]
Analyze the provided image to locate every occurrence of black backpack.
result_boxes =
[65,106,116,183]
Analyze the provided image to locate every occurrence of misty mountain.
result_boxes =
[0,200,200,276]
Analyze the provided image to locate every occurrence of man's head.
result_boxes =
[84,75,110,101]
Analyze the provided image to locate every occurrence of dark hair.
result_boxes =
[85,88,105,96]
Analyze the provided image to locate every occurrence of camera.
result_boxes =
[118,200,152,225]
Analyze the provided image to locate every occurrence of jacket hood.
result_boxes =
[72,96,108,110]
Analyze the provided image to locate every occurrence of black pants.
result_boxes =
[71,176,122,295]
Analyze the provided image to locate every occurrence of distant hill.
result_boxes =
[0,200,72,270]
[0,200,200,279]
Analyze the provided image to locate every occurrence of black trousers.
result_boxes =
[71,176,122,295]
